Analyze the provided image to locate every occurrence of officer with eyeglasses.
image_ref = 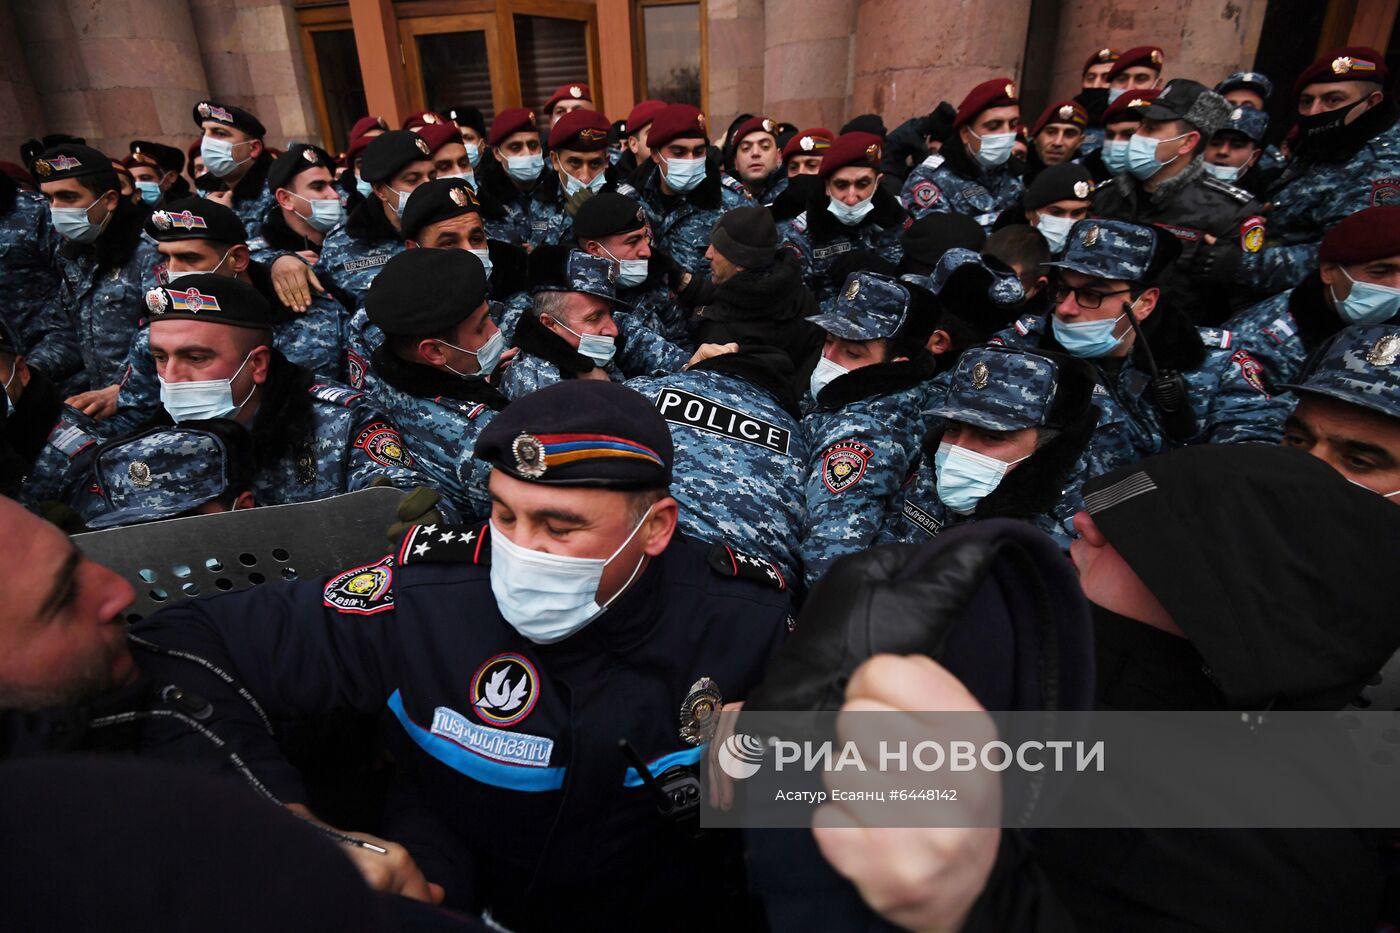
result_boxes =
[993,218,1289,483]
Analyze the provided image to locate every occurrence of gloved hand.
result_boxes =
[564,187,595,218]
[369,478,446,542]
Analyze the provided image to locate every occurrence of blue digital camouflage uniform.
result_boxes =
[315,224,405,312]
[721,171,788,207]
[617,264,691,348]
[1240,117,1400,294]
[18,404,104,507]
[1282,323,1400,419]
[634,163,748,275]
[798,273,932,587]
[1222,280,1326,392]
[497,314,687,399]
[54,225,162,391]
[626,360,809,585]
[520,171,640,251]
[778,190,907,312]
[0,190,73,381]
[81,424,242,529]
[899,152,1025,230]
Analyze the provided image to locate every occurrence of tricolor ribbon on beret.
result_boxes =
[535,433,664,469]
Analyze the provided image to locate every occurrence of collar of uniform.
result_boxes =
[257,203,316,254]
[232,150,273,204]
[1145,154,1205,206]
[639,156,725,210]
[536,547,669,660]
[688,348,803,418]
[511,308,618,376]
[811,351,937,408]
[371,343,510,406]
[345,193,403,244]
[803,183,906,241]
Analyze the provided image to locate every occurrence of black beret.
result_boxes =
[1024,162,1096,210]
[143,274,274,330]
[31,144,113,183]
[474,380,673,489]
[401,178,482,241]
[572,192,647,241]
[445,105,487,135]
[900,213,986,274]
[147,196,248,244]
[266,143,335,193]
[192,100,265,138]
[359,130,432,184]
[365,248,489,337]
[128,140,186,174]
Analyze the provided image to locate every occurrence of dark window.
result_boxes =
[514,15,589,131]
[417,31,496,127]
[641,3,701,106]
[311,28,367,153]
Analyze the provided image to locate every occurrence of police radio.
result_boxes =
[619,739,702,826]
[1122,301,1198,442]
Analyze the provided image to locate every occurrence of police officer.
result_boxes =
[617,99,665,175]
[993,219,1287,485]
[779,132,908,310]
[443,105,489,171]
[1106,45,1165,103]
[364,248,509,522]
[499,248,692,399]
[131,378,791,930]
[1091,79,1261,325]
[627,345,809,585]
[542,81,594,128]
[897,212,986,275]
[1076,47,1120,154]
[1226,205,1400,392]
[782,127,834,178]
[473,107,543,248]
[900,78,1024,229]
[0,153,68,390]
[1087,88,1157,181]
[1203,104,1273,196]
[251,143,344,262]
[1242,46,1400,295]
[1281,323,1400,500]
[79,419,257,529]
[136,273,430,508]
[799,271,937,587]
[725,115,787,204]
[633,104,749,275]
[124,140,190,206]
[878,345,1099,548]
[34,143,161,401]
[111,197,349,435]
[1214,70,1284,174]
[1024,100,1088,183]
[341,115,389,211]
[524,108,637,250]
[312,130,434,312]
[574,192,692,347]
[415,120,477,189]
[998,162,1095,255]
[192,100,276,238]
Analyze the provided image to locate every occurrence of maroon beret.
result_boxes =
[351,116,389,139]
[731,115,779,146]
[543,83,592,114]
[1102,88,1159,124]
[782,127,834,163]
[1030,100,1088,137]
[1295,47,1388,95]
[818,131,883,178]
[401,110,449,131]
[1083,47,1119,75]
[624,100,667,134]
[488,107,539,147]
[1319,206,1400,264]
[1107,46,1164,80]
[415,121,461,155]
[646,104,709,151]
[548,108,612,152]
[953,78,1020,130]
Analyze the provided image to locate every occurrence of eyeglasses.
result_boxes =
[1050,283,1132,310]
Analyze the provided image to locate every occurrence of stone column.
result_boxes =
[0,1,45,165]
[707,0,767,137]
[762,0,857,131]
[11,0,211,157]
[1045,0,1268,105]
[849,0,1033,127]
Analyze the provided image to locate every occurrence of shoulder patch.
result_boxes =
[353,421,414,468]
[346,351,367,390]
[706,542,787,590]
[310,383,367,407]
[323,556,396,615]
[398,522,489,565]
[920,153,946,171]
[46,417,98,460]
[1196,327,1232,349]
[791,211,808,234]
[910,180,941,208]
[1013,313,1041,337]
[1230,349,1269,396]
[820,440,873,494]
[615,181,637,197]
[1241,215,1265,253]
[1373,178,1400,207]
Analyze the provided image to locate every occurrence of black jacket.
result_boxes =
[691,252,824,369]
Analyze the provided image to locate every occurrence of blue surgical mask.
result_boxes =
[559,161,607,196]
[135,181,162,206]
[439,329,504,378]
[1034,214,1076,253]
[1102,139,1130,174]
[1052,311,1128,358]
[379,184,412,216]
[935,441,1028,513]
[286,190,345,233]
[809,354,850,399]
[469,247,494,280]
[200,136,251,179]
[556,319,617,367]
[1202,161,1245,183]
[355,175,373,199]
[827,195,875,226]
[1107,87,1126,106]
[50,198,108,244]
[662,156,707,193]
[1333,267,1400,324]
[505,153,544,184]
[158,352,255,422]
[488,507,653,643]
[1126,132,1187,180]
[465,142,482,168]
[438,172,478,193]
[969,129,1016,168]
[601,244,648,287]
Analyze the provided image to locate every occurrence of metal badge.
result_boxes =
[423,112,440,124]
[971,361,990,389]
[1366,334,1400,367]
[301,146,318,163]
[1005,83,1017,99]
[415,137,430,155]
[679,677,722,746]
[1150,49,1163,66]
[1230,107,1243,121]
[297,447,317,485]
[512,434,547,478]
[1083,225,1101,247]
[145,287,169,314]
[33,159,51,178]
[569,85,583,99]
[762,118,775,133]
[528,110,536,121]
[844,278,861,301]
[151,210,172,231]
[1129,97,1151,108]
[197,102,212,118]
[449,186,468,207]
[1073,180,1091,198]
[1058,104,1075,121]
[1097,48,1112,61]
[128,461,153,488]
[1333,56,1353,75]
[697,112,706,129]
[800,135,815,151]
[865,142,882,162]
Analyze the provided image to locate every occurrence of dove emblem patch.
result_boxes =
[472,653,540,726]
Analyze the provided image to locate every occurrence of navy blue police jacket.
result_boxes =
[131,521,790,930]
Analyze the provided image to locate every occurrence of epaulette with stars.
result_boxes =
[706,542,787,591]
[397,522,490,565]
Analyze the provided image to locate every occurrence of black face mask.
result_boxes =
[1075,88,1110,124]
[1295,98,1370,146]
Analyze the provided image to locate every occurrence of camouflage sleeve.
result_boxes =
[275,295,349,381]
[615,314,689,376]
[18,409,101,508]
[15,304,81,384]
[777,224,817,291]
[900,169,950,220]
[799,411,916,589]
[109,327,159,437]
[1237,240,1319,295]
[341,405,450,513]
[1193,346,1292,445]
[497,293,531,346]
[497,354,560,400]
